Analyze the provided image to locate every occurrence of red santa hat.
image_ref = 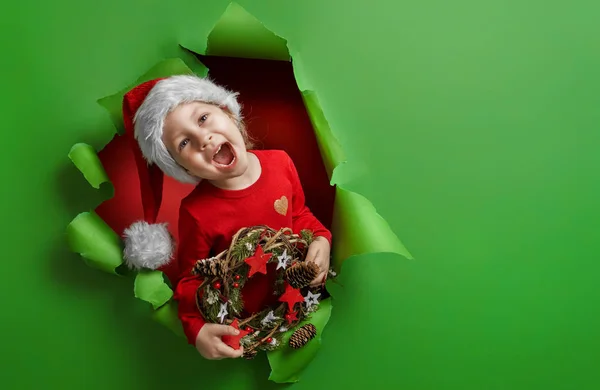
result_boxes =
[120,75,242,271]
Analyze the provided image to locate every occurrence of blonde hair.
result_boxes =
[224,109,254,150]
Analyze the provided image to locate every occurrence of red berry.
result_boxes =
[234,275,241,281]
[246,327,252,332]
[213,282,221,290]
[233,283,239,288]
[266,337,273,343]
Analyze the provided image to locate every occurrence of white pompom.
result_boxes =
[122,221,175,270]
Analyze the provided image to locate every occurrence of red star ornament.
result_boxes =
[285,310,298,325]
[278,283,304,311]
[222,318,251,350]
[245,245,272,277]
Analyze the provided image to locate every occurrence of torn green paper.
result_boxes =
[331,187,414,269]
[134,270,173,310]
[301,91,346,181]
[98,57,205,135]
[68,143,113,193]
[203,2,290,61]
[295,59,412,265]
[152,300,185,338]
[295,65,413,266]
[66,211,124,274]
[267,298,333,383]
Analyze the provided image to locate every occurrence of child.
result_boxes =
[121,75,332,360]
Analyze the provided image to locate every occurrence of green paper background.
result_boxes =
[2,1,600,389]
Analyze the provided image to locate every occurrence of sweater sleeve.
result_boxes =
[287,153,333,244]
[172,204,211,345]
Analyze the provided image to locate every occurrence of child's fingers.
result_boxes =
[211,324,240,337]
[306,249,325,269]
[305,245,319,263]
[314,254,329,274]
[309,270,327,287]
[306,242,330,287]
[216,343,244,359]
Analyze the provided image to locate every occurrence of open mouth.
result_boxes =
[212,142,236,168]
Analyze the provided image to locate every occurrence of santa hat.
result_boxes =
[121,75,242,271]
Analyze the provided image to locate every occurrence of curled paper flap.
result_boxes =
[267,298,333,383]
[68,143,113,193]
[300,91,346,181]
[134,270,173,310]
[66,211,123,274]
[205,2,290,61]
[332,187,414,269]
[152,300,185,338]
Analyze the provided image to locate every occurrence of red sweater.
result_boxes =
[173,149,332,345]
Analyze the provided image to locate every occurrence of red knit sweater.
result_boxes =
[173,149,332,345]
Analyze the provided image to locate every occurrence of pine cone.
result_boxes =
[289,323,317,349]
[285,261,320,289]
[192,257,226,278]
[243,348,258,360]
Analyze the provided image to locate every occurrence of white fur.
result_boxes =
[122,221,174,270]
[133,75,242,184]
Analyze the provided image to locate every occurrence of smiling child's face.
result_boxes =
[161,101,249,184]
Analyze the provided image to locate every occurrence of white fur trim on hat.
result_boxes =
[123,221,175,270]
[133,75,242,184]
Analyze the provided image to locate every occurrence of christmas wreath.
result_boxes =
[191,225,334,359]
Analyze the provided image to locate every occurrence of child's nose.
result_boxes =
[200,134,213,150]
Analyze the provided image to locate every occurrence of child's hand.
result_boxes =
[195,323,244,360]
[306,236,331,287]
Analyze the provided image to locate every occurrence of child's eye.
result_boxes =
[178,139,189,151]
[199,114,208,124]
